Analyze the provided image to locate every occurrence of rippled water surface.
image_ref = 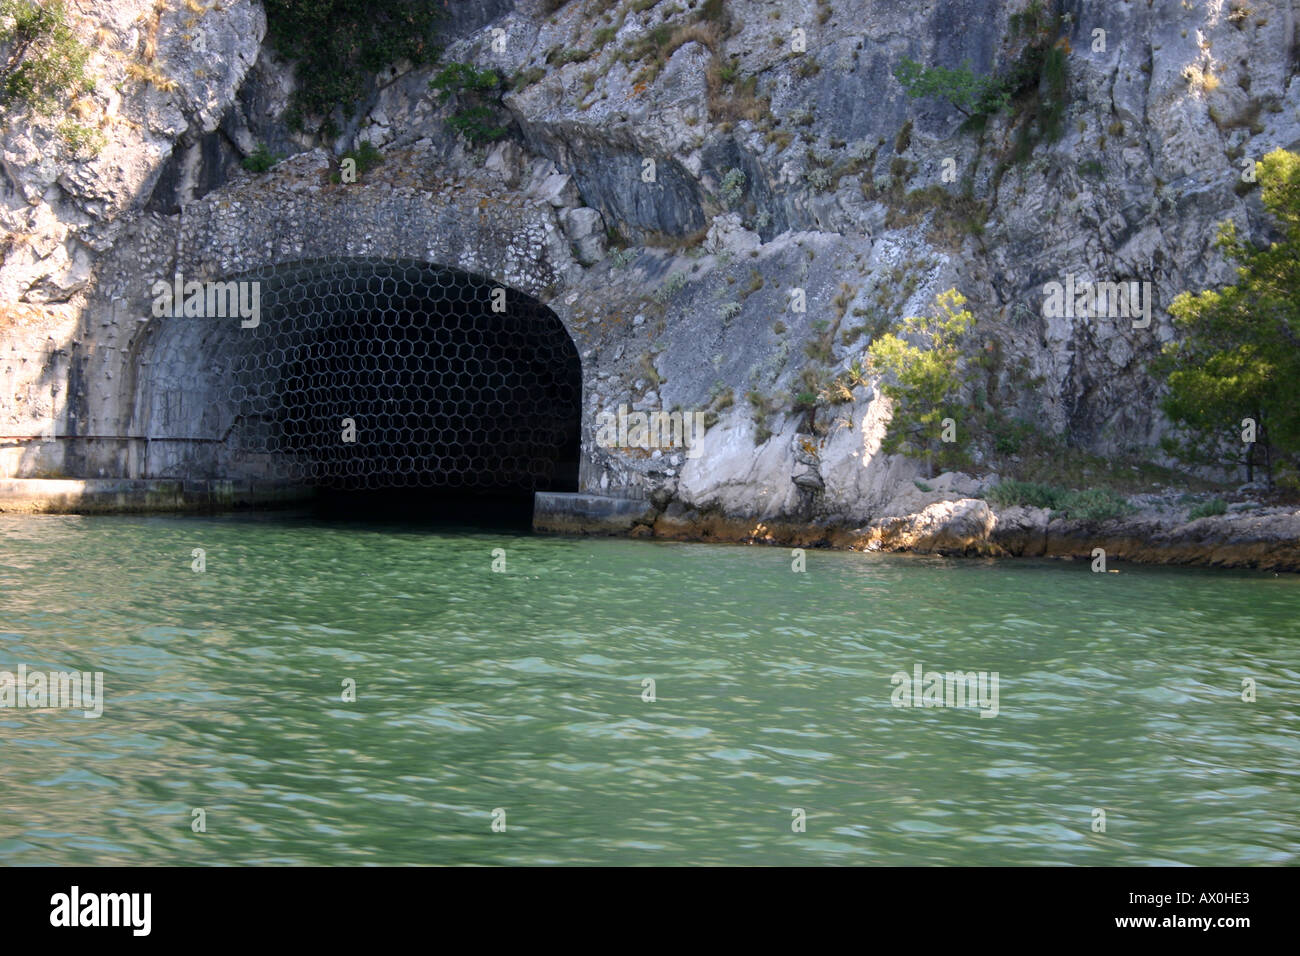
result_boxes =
[1,512,1297,865]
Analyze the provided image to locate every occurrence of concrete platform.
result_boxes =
[532,492,656,535]
[0,479,314,514]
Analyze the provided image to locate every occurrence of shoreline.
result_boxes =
[3,479,1297,572]
[637,499,1300,572]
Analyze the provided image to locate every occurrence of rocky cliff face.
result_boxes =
[2,0,1298,534]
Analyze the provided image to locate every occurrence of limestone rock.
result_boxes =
[868,499,997,555]
[990,506,1052,557]
[562,207,606,265]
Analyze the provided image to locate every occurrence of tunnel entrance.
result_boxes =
[136,257,582,515]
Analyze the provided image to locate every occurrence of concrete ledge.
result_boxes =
[0,479,314,514]
[533,492,657,535]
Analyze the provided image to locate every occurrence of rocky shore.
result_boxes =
[580,484,1300,572]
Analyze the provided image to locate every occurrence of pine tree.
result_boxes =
[0,0,91,111]
[1155,149,1300,489]
[867,288,975,477]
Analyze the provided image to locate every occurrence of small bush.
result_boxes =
[986,480,1066,510]
[430,63,508,144]
[548,47,591,66]
[720,167,746,207]
[330,140,383,181]
[607,247,636,269]
[986,481,1132,521]
[795,56,821,78]
[241,144,281,173]
[264,0,445,136]
[698,0,727,24]
[895,2,1068,161]
[446,105,507,145]
[806,167,833,191]
[1188,498,1228,519]
[56,119,105,159]
[747,389,773,443]
[893,57,1010,122]
[990,417,1035,456]
[1057,487,1134,522]
[512,66,546,91]
[703,384,734,428]
[653,272,688,303]
[0,0,92,112]
[739,269,764,300]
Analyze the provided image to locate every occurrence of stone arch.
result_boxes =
[132,256,582,495]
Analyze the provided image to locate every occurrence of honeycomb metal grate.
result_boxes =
[220,257,582,491]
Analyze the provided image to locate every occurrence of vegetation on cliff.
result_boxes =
[262,0,444,136]
[429,62,508,146]
[0,0,88,109]
[1155,149,1300,490]
[867,288,974,477]
[986,480,1134,522]
[892,0,1069,158]
[0,0,101,155]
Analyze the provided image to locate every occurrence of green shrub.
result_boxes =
[430,63,508,144]
[747,389,773,443]
[653,272,688,303]
[1188,498,1228,519]
[330,140,383,181]
[446,105,507,145]
[263,0,445,136]
[348,140,382,173]
[607,247,636,269]
[795,56,821,79]
[806,167,833,191]
[990,417,1035,456]
[1057,487,1133,522]
[719,167,746,207]
[894,0,1068,158]
[512,66,546,92]
[548,47,591,66]
[986,481,1133,521]
[430,62,503,98]
[56,118,104,158]
[241,144,281,173]
[986,480,1066,510]
[866,289,975,475]
[0,0,91,112]
[698,0,727,24]
[892,57,1010,122]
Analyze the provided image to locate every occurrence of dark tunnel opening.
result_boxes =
[222,259,582,520]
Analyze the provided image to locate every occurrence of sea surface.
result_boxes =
[1,512,1296,865]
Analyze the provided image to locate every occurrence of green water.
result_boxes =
[0,512,1297,865]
